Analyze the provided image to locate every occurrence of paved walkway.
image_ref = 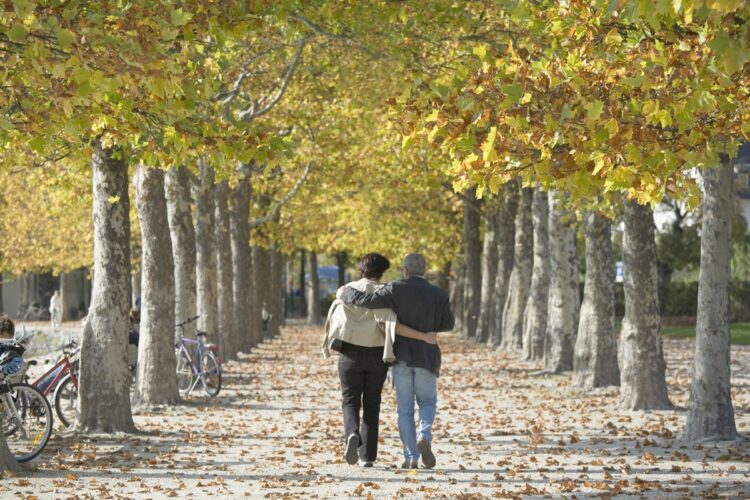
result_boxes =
[4,322,749,498]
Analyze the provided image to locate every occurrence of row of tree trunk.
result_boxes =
[453,164,737,442]
[77,148,286,433]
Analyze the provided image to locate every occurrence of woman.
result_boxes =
[323,253,436,467]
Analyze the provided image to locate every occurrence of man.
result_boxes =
[49,290,63,331]
[339,253,454,469]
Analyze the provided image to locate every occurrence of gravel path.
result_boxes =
[3,322,749,498]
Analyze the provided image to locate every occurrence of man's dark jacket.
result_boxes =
[339,275,454,377]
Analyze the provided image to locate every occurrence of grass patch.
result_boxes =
[661,323,750,345]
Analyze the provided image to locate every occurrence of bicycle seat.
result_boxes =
[196,331,208,338]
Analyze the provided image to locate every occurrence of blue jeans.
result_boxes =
[392,361,437,461]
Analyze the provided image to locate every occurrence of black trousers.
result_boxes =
[337,342,388,462]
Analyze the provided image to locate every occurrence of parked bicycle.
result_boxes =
[1,375,53,462]
[43,339,80,428]
[175,315,222,397]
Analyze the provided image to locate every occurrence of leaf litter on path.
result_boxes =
[5,322,749,498]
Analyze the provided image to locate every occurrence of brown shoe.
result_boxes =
[417,439,436,469]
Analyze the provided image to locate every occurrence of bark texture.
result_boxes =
[306,251,322,325]
[133,166,179,407]
[685,161,737,441]
[573,211,619,389]
[462,189,482,339]
[335,252,348,288]
[215,181,236,360]
[165,166,197,333]
[487,186,518,347]
[299,250,307,317]
[78,143,136,433]
[0,433,22,474]
[544,190,578,373]
[522,186,549,361]
[270,247,283,338]
[451,261,466,334]
[230,175,251,354]
[251,246,269,343]
[501,186,534,351]
[192,160,218,338]
[475,210,498,343]
[619,201,672,410]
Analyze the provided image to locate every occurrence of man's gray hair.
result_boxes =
[402,253,426,276]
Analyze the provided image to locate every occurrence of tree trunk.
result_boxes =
[20,274,33,316]
[451,261,466,333]
[619,201,672,410]
[299,250,307,317]
[475,209,498,343]
[544,190,578,373]
[270,247,283,337]
[0,432,22,474]
[436,261,451,291]
[685,160,737,441]
[251,246,268,344]
[488,185,518,347]
[230,175,251,355]
[0,273,3,314]
[501,186,534,351]
[462,188,482,339]
[215,181,236,361]
[192,159,218,339]
[78,142,136,433]
[165,166,197,336]
[573,211,619,389]
[130,268,141,310]
[522,186,549,361]
[335,251,348,287]
[133,166,179,407]
[306,251,322,325]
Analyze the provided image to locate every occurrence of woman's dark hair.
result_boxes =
[0,314,15,337]
[357,253,390,280]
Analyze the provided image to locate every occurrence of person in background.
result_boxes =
[0,314,24,376]
[49,289,63,331]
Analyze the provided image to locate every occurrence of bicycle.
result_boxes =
[15,337,80,429]
[175,315,222,397]
[0,375,54,462]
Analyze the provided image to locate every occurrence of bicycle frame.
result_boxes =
[0,383,25,434]
[177,337,209,393]
[32,356,78,398]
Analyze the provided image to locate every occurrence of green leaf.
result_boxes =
[710,32,730,54]
[12,0,35,17]
[56,28,75,49]
[7,24,28,43]
[584,100,604,122]
[500,84,524,103]
[170,8,194,27]
[472,45,487,59]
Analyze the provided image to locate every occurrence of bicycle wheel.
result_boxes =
[2,383,53,462]
[53,373,79,428]
[175,347,193,395]
[200,351,222,397]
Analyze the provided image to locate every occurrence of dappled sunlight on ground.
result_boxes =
[5,322,749,498]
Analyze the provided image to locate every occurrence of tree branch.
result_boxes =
[249,162,312,228]
[442,182,483,216]
[236,36,310,122]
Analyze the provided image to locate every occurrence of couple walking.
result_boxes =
[322,253,454,469]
